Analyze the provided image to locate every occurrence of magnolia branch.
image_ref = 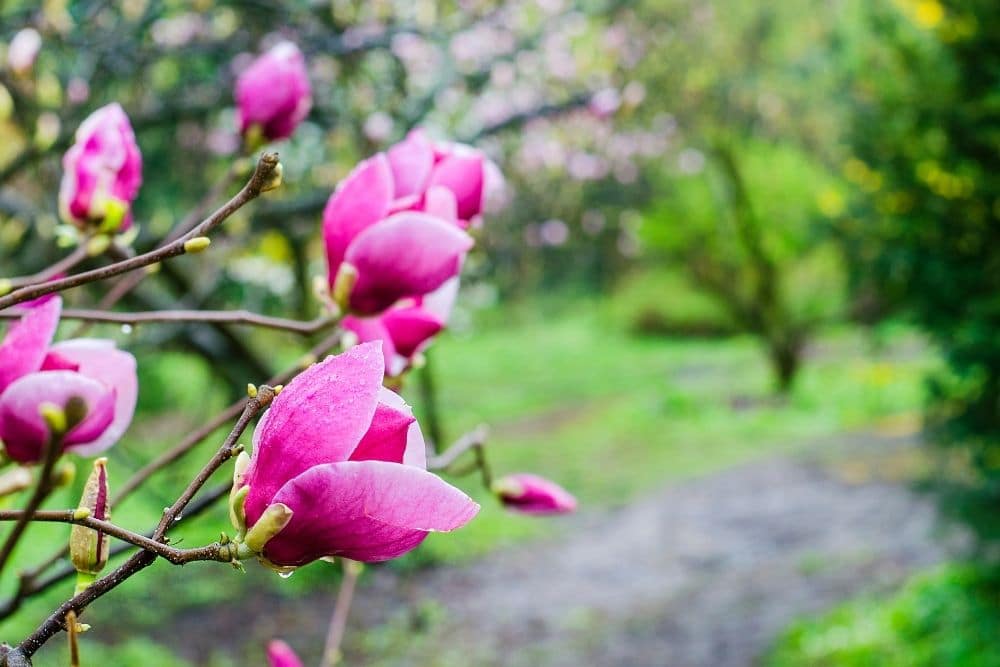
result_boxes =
[0,308,340,336]
[0,510,234,566]
[0,152,281,311]
[427,425,493,488]
[3,244,92,291]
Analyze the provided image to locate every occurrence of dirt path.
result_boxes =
[150,431,959,666]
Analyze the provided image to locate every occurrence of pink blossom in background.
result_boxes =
[0,297,138,463]
[7,28,41,76]
[235,41,312,142]
[343,278,459,377]
[58,103,143,231]
[323,150,473,316]
[493,473,577,515]
[266,640,303,667]
[237,343,478,566]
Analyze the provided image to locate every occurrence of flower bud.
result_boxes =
[59,103,142,231]
[235,42,311,143]
[70,458,110,591]
[267,640,304,667]
[492,473,577,515]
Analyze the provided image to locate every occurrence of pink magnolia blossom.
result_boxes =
[267,640,303,667]
[235,42,312,142]
[237,342,478,566]
[323,154,473,316]
[58,103,143,232]
[0,297,138,463]
[7,28,41,76]
[493,473,577,515]
[343,278,458,376]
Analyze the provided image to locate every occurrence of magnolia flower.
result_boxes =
[0,297,137,463]
[267,640,303,667]
[343,279,458,377]
[232,342,478,567]
[235,41,312,143]
[58,103,142,232]
[323,154,473,316]
[492,474,577,515]
[7,28,41,76]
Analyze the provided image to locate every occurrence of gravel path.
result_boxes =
[347,432,954,666]
[148,431,958,666]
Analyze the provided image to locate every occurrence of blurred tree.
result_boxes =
[838,0,1000,544]
[625,0,849,392]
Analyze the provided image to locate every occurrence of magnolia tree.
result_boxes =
[0,39,576,666]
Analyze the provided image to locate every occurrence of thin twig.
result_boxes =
[89,162,244,319]
[1,308,339,336]
[0,510,233,565]
[321,560,362,667]
[426,425,490,471]
[0,152,281,311]
[5,244,92,290]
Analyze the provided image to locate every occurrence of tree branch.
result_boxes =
[0,152,281,310]
[1,308,339,336]
[0,510,233,566]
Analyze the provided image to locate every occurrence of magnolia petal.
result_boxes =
[348,389,415,464]
[0,296,62,395]
[342,315,396,374]
[423,185,458,223]
[323,154,393,277]
[242,343,385,525]
[0,371,115,464]
[47,340,137,457]
[386,129,434,199]
[345,213,473,315]
[427,153,485,220]
[263,460,479,565]
[381,306,445,359]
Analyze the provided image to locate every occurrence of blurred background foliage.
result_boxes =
[0,0,998,665]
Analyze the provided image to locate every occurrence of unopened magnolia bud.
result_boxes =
[246,383,258,398]
[0,279,11,297]
[70,458,110,587]
[244,502,293,553]
[261,161,284,192]
[183,236,211,254]
[332,263,358,311]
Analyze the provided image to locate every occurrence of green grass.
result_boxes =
[766,564,1000,667]
[413,305,932,562]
